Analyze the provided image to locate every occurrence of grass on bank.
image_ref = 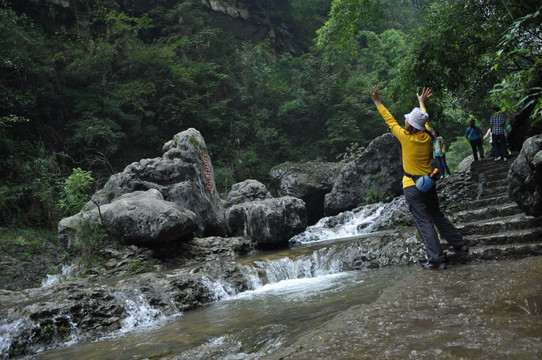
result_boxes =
[0,227,62,261]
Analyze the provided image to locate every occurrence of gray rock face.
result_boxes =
[508,135,542,216]
[436,169,481,214]
[86,128,226,236]
[324,133,402,216]
[224,179,272,208]
[271,161,341,224]
[226,197,307,249]
[59,190,198,246]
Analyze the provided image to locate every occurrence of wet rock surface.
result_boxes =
[266,256,542,360]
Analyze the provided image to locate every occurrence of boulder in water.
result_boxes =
[225,196,307,249]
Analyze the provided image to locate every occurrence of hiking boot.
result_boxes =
[447,244,469,253]
[421,262,447,270]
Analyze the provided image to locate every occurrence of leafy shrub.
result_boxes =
[73,217,107,265]
[56,168,95,217]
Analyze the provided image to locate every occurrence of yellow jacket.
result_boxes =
[377,104,432,188]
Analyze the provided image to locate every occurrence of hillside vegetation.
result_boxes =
[1,0,540,234]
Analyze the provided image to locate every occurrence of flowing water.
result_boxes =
[27,202,416,359]
[34,264,414,360]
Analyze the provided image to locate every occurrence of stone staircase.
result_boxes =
[446,155,542,263]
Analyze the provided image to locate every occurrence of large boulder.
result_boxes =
[324,133,402,216]
[86,128,226,236]
[225,197,307,249]
[224,179,272,208]
[270,161,342,224]
[508,134,542,216]
[59,189,198,246]
[457,155,475,171]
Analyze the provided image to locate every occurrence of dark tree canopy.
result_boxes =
[0,0,540,228]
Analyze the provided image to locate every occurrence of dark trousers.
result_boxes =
[404,185,466,264]
[492,133,507,159]
[435,155,451,176]
[469,138,484,161]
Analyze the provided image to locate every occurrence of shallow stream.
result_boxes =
[32,202,414,359]
[35,263,414,359]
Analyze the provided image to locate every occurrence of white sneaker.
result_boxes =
[503,157,507,161]
[495,156,501,161]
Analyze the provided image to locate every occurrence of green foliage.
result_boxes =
[0,139,61,227]
[444,136,477,172]
[315,0,424,62]
[2,0,540,232]
[491,5,542,121]
[336,142,365,163]
[0,5,51,117]
[124,261,151,276]
[73,217,107,265]
[316,0,382,61]
[364,188,394,205]
[0,227,60,259]
[56,168,94,217]
[394,0,541,135]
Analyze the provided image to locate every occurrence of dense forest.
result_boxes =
[1,0,541,234]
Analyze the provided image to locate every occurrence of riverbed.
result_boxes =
[33,264,415,359]
[30,256,542,359]
[267,256,542,360]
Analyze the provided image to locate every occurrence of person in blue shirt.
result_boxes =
[465,117,484,161]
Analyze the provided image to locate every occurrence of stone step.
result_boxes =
[465,226,542,246]
[466,195,515,209]
[480,168,511,182]
[485,179,507,189]
[449,203,523,223]
[437,151,536,266]
[481,184,509,197]
[471,154,517,168]
[456,215,540,236]
[446,242,542,264]
[471,159,513,174]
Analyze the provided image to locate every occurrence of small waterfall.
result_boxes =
[0,318,30,355]
[253,249,348,284]
[290,197,406,244]
[201,276,242,301]
[41,264,77,287]
[0,197,419,359]
[114,289,168,332]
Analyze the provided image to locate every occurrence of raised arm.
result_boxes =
[417,87,432,111]
[370,84,382,107]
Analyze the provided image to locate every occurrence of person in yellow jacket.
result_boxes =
[370,84,468,270]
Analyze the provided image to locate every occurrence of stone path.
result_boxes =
[446,156,542,264]
[265,156,542,360]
